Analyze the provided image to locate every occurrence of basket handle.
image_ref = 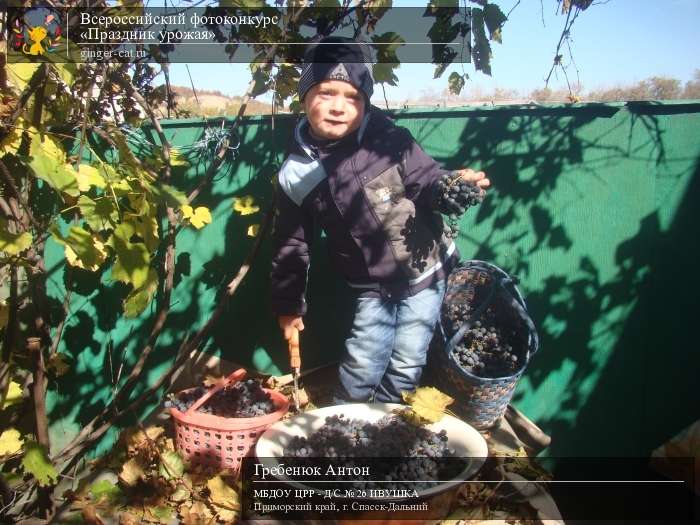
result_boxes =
[185,367,247,415]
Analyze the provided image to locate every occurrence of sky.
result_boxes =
[164,0,700,102]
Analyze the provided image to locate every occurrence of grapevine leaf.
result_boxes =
[119,457,147,487]
[144,505,172,524]
[130,214,159,252]
[247,224,260,237]
[180,501,214,524]
[111,223,150,288]
[21,440,58,487]
[401,386,454,423]
[169,148,189,167]
[0,219,32,255]
[2,381,23,409]
[90,479,124,505]
[123,268,158,318]
[52,225,108,271]
[149,183,187,208]
[232,196,260,216]
[448,72,466,95]
[76,164,106,192]
[126,426,164,456]
[170,483,190,503]
[28,133,79,197]
[6,63,40,93]
[0,428,24,456]
[181,205,212,229]
[159,450,185,481]
[483,3,507,43]
[207,475,240,522]
[78,195,118,231]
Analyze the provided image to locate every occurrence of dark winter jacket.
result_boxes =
[270,106,458,316]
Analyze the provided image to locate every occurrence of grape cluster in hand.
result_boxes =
[284,415,463,491]
[451,319,521,378]
[165,379,276,418]
[432,171,484,237]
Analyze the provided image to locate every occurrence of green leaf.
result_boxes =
[145,505,172,524]
[123,268,158,318]
[0,219,32,255]
[372,63,399,86]
[158,450,184,481]
[21,441,58,487]
[483,3,507,43]
[78,195,119,231]
[28,133,79,197]
[149,183,187,208]
[111,223,150,288]
[90,479,124,505]
[448,72,466,95]
[471,8,493,76]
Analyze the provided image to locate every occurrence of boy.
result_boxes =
[270,37,490,404]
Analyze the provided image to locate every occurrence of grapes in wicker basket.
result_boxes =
[165,379,276,418]
[443,300,524,378]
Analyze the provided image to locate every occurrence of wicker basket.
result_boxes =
[427,260,539,430]
[170,369,289,473]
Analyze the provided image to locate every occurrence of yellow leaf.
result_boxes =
[6,63,40,93]
[119,457,146,487]
[207,476,240,522]
[401,386,454,423]
[3,381,22,409]
[182,205,211,229]
[180,204,194,219]
[246,224,260,237]
[0,219,32,256]
[232,196,260,216]
[169,148,189,167]
[76,164,106,192]
[0,428,24,456]
[126,426,164,456]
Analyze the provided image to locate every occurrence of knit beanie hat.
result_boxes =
[298,37,374,103]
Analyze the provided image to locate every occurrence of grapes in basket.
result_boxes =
[165,379,276,418]
[445,305,524,378]
[283,414,465,491]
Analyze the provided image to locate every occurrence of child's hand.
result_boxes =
[278,315,305,341]
[454,168,490,197]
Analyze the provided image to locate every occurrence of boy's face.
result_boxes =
[303,80,366,140]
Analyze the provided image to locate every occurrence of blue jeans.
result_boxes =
[334,279,446,404]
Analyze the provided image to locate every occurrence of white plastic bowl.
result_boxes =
[255,403,488,499]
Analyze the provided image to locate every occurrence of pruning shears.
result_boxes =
[288,326,301,411]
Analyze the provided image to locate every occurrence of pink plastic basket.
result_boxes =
[170,369,289,473]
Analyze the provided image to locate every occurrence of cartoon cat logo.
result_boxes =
[24,25,49,56]
[11,11,61,57]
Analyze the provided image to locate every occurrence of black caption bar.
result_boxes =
[241,457,697,521]
[4,5,472,64]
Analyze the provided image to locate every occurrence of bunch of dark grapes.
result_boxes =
[165,386,207,412]
[284,415,464,491]
[452,319,521,378]
[165,379,275,418]
[433,172,484,238]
